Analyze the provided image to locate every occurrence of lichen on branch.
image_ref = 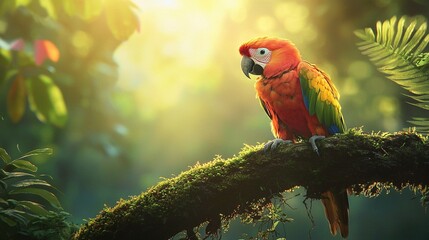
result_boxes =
[73,129,429,240]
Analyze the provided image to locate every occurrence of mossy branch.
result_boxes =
[73,130,429,240]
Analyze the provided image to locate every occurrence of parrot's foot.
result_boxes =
[264,139,292,152]
[309,135,325,155]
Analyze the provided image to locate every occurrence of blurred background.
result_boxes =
[1,0,429,239]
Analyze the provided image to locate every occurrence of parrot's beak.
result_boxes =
[241,56,253,79]
[241,56,264,79]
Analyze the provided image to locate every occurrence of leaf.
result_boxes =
[3,172,35,180]
[26,75,67,126]
[0,180,7,191]
[268,220,279,232]
[414,52,429,67]
[355,15,429,133]
[39,0,57,19]
[12,178,52,189]
[105,0,140,40]
[4,68,18,80]
[63,0,103,20]
[18,201,50,216]
[17,148,53,160]
[34,40,60,65]
[0,198,8,206]
[0,148,11,164]
[15,0,31,7]
[0,170,7,178]
[0,209,30,226]
[8,160,37,172]
[0,215,17,227]
[7,74,26,123]
[9,188,61,208]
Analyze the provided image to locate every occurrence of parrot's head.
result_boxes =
[239,37,301,79]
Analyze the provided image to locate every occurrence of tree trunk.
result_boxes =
[73,130,429,240]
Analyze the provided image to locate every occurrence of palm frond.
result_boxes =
[355,15,429,133]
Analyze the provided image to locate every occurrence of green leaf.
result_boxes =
[3,172,35,180]
[7,74,26,123]
[18,201,50,216]
[0,209,30,225]
[0,198,8,206]
[15,0,31,7]
[0,180,7,191]
[38,0,57,19]
[414,52,429,67]
[63,0,103,20]
[26,75,67,127]
[355,15,429,133]
[9,188,61,208]
[0,215,17,227]
[16,148,53,160]
[4,69,19,84]
[8,160,37,172]
[268,220,279,232]
[12,178,52,189]
[0,148,11,164]
[0,170,7,178]
[105,0,140,40]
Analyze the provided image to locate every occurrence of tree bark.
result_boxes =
[73,131,429,240]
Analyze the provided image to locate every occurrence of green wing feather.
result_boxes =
[299,62,346,134]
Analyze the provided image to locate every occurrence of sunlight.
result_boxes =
[115,0,245,113]
[138,0,179,10]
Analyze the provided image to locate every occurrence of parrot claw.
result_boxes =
[309,135,326,155]
[264,139,292,152]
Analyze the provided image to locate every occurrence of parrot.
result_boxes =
[239,37,349,238]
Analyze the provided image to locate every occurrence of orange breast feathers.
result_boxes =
[255,69,328,140]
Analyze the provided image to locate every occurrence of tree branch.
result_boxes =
[73,130,429,240]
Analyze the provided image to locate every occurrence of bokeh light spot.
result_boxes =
[343,77,359,95]
[348,61,373,80]
[71,31,93,57]
[377,96,399,117]
[257,16,276,33]
[276,2,309,34]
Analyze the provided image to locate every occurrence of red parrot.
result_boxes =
[239,37,349,238]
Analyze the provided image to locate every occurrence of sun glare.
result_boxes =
[114,0,332,122]
[114,0,247,113]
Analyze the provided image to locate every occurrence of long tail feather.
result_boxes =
[321,190,349,238]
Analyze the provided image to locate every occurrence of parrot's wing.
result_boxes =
[259,97,272,120]
[298,61,346,134]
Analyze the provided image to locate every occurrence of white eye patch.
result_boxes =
[249,48,271,64]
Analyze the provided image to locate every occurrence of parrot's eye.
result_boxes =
[250,48,271,64]
[257,48,269,56]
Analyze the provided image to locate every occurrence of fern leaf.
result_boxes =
[355,15,429,133]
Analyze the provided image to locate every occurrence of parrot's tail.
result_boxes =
[321,190,349,238]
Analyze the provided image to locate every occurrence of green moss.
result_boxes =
[73,130,429,240]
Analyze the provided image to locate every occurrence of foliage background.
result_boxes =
[1,0,429,239]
